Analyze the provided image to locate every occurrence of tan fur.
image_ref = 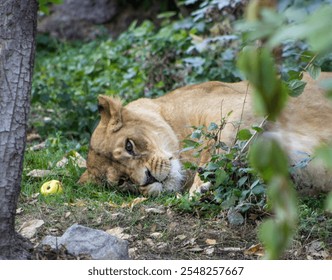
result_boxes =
[79,72,332,196]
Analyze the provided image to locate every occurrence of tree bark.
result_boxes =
[0,0,38,259]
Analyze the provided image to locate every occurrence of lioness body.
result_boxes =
[79,72,332,195]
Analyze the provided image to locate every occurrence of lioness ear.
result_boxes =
[98,95,123,132]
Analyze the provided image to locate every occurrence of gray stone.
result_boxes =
[227,208,244,226]
[38,0,119,40]
[41,224,129,260]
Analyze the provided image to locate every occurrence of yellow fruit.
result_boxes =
[40,180,63,196]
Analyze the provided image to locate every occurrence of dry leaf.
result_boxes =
[150,232,163,239]
[27,169,52,178]
[56,151,86,168]
[106,227,131,240]
[188,247,204,252]
[56,157,69,168]
[27,133,42,142]
[144,207,165,214]
[205,238,217,245]
[109,201,119,208]
[18,219,44,239]
[144,238,155,247]
[110,212,125,219]
[121,197,148,209]
[221,247,242,252]
[70,199,86,207]
[29,141,46,151]
[175,234,187,241]
[64,211,71,218]
[157,242,168,249]
[71,151,87,168]
[129,247,138,259]
[205,247,215,255]
[244,243,265,256]
[16,208,24,214]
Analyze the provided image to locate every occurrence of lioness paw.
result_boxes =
[189,182,212,197]
[139,182,163,197]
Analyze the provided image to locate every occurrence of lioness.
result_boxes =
[79,72,332,196]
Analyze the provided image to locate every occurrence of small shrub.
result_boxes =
[183,120,267,215]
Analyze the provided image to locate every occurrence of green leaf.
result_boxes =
[249,137,289,182]
[205,162,219,171]
[237,47,288,120]
[259,220,281,259]
[237,176,248,187]
[191,129,202,139]
[251,184,266,195]
[183,139,199,148]
[207,122,219,131]
[325,192,332,212]
[252,126,264,133]
[215,169,229,186]
[288,80,306,97]
[307,64,321,80]
[237,129,252,141]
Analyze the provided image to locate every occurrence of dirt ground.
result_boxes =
[15,195,332,260]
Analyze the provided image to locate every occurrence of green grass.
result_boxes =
[19,137,332,260]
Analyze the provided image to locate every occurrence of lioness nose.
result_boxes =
[144,169,158,185]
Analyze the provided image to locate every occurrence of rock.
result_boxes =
[37,0,179,41]
[41,224,129,260]
[227,208,244,226]
[38,0,119,40]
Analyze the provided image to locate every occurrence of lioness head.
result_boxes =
[79,95,184,196]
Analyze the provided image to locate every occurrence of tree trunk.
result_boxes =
[0,0,38,259]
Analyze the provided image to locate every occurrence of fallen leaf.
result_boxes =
[70,199,86,207]
[71,151,87,168]
[150,224,157,232]
[221,247,243,252]
[205,238,217,245]
[109,201,119,208]
[144,206,165,214]
[56,151,87,168]
[64,211,71,218]
[110,212,125,220]
[31,193,40,199]
[18,219,44,239]
[150,232,163,239]
[27,133,42,142]
[205,247,215,255]
[16,208,24,214]
[244,243,265,256]
[157,242,168,249]
[29,141,46,151]
[129,247,138,259]
[56,157,69,168]
[188,247,204,252]
[27,169,52,178]
[183,238,196,247]
[121,197,148,209]
[144,238,155,247]
[175,234,187,241]
[106,227,131,240]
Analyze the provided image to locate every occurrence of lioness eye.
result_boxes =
[125,139,135,155]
